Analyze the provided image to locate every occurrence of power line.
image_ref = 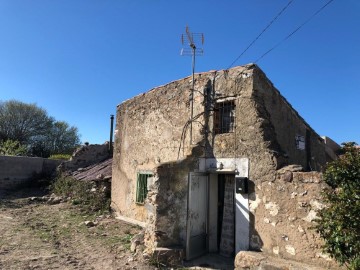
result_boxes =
[255,0,335,63]
[227,0,294,69]
[211,0,335,99]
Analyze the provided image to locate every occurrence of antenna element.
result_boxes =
[180,26,204,145]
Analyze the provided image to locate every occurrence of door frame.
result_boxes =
[198,157,250,254]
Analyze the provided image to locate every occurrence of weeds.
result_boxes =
[49,154,72,160]
[51,175,110,214]
[120,233,133,250]
[0,186,148,269]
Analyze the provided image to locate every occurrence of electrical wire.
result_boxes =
[180,0,335,157]
[227,0,294,69]
[255,0,335,63]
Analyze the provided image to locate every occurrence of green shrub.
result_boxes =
[0,139,27,156]
[49,154,72,160]
[51,176,110,213]
[315,142,360,270]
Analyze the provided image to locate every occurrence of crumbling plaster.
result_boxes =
[111,76,208,222]
[60,143,111,172]
[112,64,333,268]
[248,169,339,269]
[0,156,61,190]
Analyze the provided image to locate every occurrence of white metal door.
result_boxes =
[235,158,249,252]
[186,172,208,260]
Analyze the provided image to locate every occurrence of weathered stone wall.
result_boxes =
[112,74,215,252]
[234,251,340,270]
[207,65,327,171]
[60,143,110,172]
[226,67,332,268]
[209,66,278,187]
[200,65,328,195]
[252,68,326,171]
[112,64,332,267]
[144,154,201,252]
[111,75,210,219]
[247,168,339,268]
[0,156,61,190]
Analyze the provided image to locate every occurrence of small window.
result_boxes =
[295,135,305,150]
[136,172,153,204]
[214,100,235,134]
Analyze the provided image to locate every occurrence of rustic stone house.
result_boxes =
[111,64,338,268]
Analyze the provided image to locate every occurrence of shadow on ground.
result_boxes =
[0,185,49,208]
[183,253,234,270]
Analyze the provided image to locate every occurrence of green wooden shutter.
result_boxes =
[136,173,152,204]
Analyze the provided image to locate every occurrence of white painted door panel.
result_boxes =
[186,172,208,260]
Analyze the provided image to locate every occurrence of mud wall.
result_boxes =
[111,75,211,223]
[252,68,326,171]
[144,155,202,252]
[205,66,332,267]
[112,64,332,267]
[207,66,331,267]
[209,66,279,191]
[0,156,61,190]
[247,169,338,268]
[60,143,110,172]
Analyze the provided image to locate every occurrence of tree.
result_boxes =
[28,121,81,157]
[0,100,53,144]
[315,142,360,270]
[48,121,81,155]
[0,100,81,157]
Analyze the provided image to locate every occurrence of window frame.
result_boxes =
[214,100,236,134]
[135,172,153,205]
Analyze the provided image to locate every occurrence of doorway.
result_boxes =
[217,174,235,257]
[207,173,235,258]
[187,170,247,260]
[188,157,249,259]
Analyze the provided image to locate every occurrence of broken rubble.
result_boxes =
[84,221,97,227]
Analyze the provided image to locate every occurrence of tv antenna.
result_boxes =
[181,26,204,145]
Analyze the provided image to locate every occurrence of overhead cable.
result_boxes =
[227,0,294,69]
[255,0,335,63]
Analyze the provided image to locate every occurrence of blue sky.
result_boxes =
[0,0,359,145]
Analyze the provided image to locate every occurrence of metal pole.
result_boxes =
[181,26,204,146]
[109,114,114,155]
[190,45,196,145]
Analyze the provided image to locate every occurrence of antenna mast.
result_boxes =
[181,26,204,145]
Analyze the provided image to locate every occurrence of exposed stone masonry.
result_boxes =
[111,64,336,268]
[247,166,338,268]
[60,143,111,172]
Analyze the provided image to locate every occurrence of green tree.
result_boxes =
[0,100,53,144]
[0,100,81,157]
[316,142,360,270]
[48,121,81,155]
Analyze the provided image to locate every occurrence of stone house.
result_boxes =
[111,64,338,268]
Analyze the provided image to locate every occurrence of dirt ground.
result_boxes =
[0,187,154,270]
